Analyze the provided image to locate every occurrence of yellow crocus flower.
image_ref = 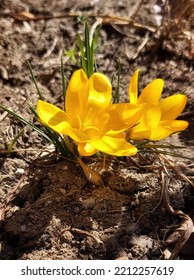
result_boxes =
[127,69,189,140]
[37,69,142,156]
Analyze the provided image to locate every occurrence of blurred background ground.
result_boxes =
[0,0,194,260]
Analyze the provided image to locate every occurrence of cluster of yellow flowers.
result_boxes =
[37,69,188,157]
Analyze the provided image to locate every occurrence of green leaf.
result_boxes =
[27,61,44,100]
[60,55,68,109]
[85,22,91,77]
[28,103,39,117]
[139,148,194,161]
[64,48,76,63]
[77,22,100,77]
[77,33,87,74]
[92,24,102,50]
[113,61,121,103]
[0,104,74,158]
[0,104,51,143]
[6,128,25,158]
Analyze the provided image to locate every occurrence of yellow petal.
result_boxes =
[143,105,161,128]
[65,127,91,143]
[128,69,140,104]
[136,104,161,130]
[37,100,71,133]
[88,72,112,109]
[159,94,187,120]
[91,110,110,131]
[128,125,171,141]
[126,104,164,140]
[65,69,89,126]
[90,135,138,156]
[138,79,164,104]
[127,129,152,140]
[78,142,98,156]
[105,103,143,134]
[149,126,172,140]
[160,120,189,134]
[81,106,109,133]
[82,125,101,138]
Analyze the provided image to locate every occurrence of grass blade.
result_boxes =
[60,55,68,109]
[113,61,121,103]
[0,104,73,157]
[139,148,194,161]
[0,104,51,142]
[28,103,39,117]
[6,128,24,157]
[27,61,44,100]
[85,22,91,77]
[92,23,101,50]
[77,33,87,74]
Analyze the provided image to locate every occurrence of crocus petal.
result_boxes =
[88,72,112,109]
[159,94,187,120]
[104,103,143,134]
[149,126,172,140]
[91,110,110,132]
[81,106,109,133]
[66,127,90,143]
[135,104,161,130]
[37,100,71,133]
[138,79,164,104]
[128,69,140,104]
[142,105,161,128]
[160,120,189,134]
[128,125,171,141]
[82,126,101,138]
[77,142,98,156]
[127,129,152,140]
[90,135,138,156]
[65,69,89,126]
[126,104,164,140]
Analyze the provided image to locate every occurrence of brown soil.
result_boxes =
[0,0,194,260]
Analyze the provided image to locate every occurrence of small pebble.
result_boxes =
[74,207,81,214]
[59,188,66,196]
[63,165,68,171]
[20,225,26,232]
[81,198,95,209]
[61,231,74,243]
[15,168,25,177]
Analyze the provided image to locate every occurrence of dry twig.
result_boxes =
[0,173,27,221]
[61,227,103,246]
[9,11,156,32]
[160,154,194,188]
[161,171,194,259]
